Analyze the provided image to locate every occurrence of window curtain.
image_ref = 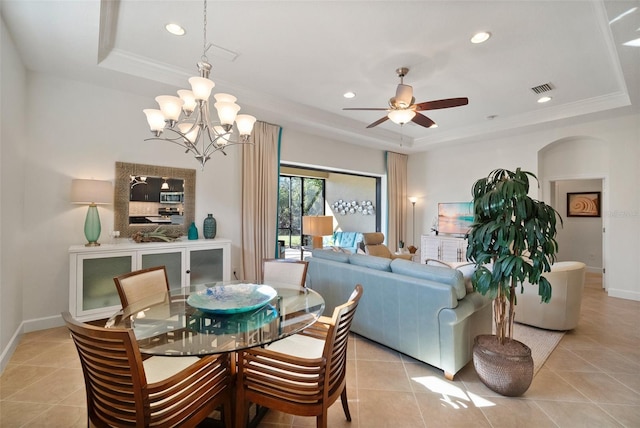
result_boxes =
[241,121,282,282]
[386,151,408,253]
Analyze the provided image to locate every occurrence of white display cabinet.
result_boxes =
[421,235,468,263]
[69,238,231,321]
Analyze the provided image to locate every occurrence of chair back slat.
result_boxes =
[63,312,147,426]
[325,287,361,395]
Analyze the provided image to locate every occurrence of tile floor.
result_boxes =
[1,273,639,427]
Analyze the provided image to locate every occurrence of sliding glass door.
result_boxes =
[278,176,325,253]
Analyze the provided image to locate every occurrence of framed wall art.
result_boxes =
[567,192,601,217]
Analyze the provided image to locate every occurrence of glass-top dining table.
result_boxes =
[106,281,325,356]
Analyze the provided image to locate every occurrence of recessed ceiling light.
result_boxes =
[471,32,491,44]
[343,91,356,99]
[537,96,552,103]
[165,23,185,36]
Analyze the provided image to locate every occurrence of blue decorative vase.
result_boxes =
[203,214,217,239]
[188,222,198,240]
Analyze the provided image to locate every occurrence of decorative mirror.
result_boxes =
[114,162,196,238]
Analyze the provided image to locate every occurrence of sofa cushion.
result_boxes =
[348,253,392,272]
[311,249,350,263]
[390,259,467,299]
[426,259,476,294]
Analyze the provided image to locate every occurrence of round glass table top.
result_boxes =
[106,281,325,356]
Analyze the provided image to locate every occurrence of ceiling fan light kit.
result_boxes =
[143,0,256,169]
[343,67,468,130]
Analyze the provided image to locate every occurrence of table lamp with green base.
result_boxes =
[70,179,113,246]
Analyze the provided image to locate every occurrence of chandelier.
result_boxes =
[143,0,256,169]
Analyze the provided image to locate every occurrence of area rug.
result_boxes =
[492,322,565,376]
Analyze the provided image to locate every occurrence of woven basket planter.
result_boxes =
[473,334,534,397]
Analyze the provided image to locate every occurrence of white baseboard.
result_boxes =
[586,266,602,274]
[0,314,64,374]
[22,314,65,333]
[607,288,640,301]
[0,324,23,374]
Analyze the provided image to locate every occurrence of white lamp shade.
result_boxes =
[388,109,416,125]
[188,77,215,101]
[395,84,414,108]
[214,101,241,125]
[177,122,199,143]
[143,109,166,131]
[408,196,418,204]
[177,89,197,114]
[236,114,256,136]
[214,93,237,103]
[70,179,113,205]
[155,96,183,122]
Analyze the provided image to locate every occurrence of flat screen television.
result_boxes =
[438,202,474,236]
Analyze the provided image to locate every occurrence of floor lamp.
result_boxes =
[408,197,418,247]
[70,179,113,246]
[302,215,333,249]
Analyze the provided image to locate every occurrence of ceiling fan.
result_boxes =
[343,67,469,129]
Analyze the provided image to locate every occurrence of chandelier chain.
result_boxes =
[202,0,208,62]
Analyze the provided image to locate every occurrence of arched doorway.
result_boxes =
[538,136,609,289]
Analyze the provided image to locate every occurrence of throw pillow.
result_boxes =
[425,259,476,294]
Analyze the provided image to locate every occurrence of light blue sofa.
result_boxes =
[306,249,492,379]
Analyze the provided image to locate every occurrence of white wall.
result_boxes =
[408,113,640,301]
[0,16,27,370]
[326,173,377,233]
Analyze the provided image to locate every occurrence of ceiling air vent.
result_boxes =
[531,82,554,94]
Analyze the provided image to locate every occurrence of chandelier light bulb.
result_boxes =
[214,93,237,103]
[214,101,241,126]
[188,76,215,101]
[236,114,257,136]
[155,96,184,122]
[143,109,166,133]
[177,90,197,115]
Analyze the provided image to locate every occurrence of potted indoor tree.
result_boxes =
[466,168,561,396]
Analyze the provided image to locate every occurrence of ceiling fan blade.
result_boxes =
[414,97,469,111]
[366,116,389,128]
[411,112,436,128]
[343,107,389,111]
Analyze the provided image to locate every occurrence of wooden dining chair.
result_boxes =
[262,258,309,286]
[114,265,170,307]
[62,311,233,428]
[235,284,363,428]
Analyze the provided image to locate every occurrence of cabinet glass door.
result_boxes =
[81,255,132,311]
[188,248,224,288]
[140,250,184,289]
